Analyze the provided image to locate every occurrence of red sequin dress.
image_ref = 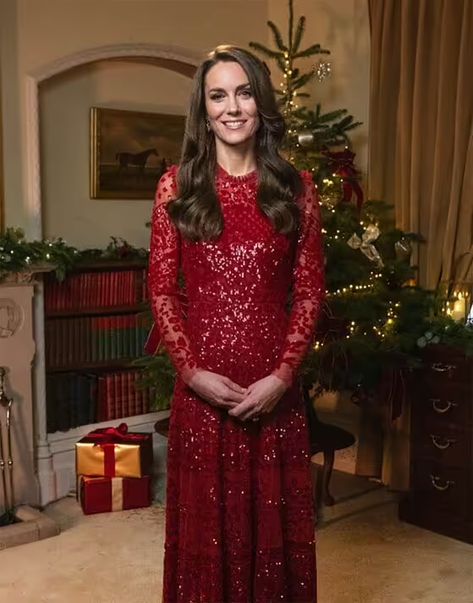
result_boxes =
[148,163,325,603]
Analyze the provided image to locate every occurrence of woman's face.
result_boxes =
[204,61,260,150]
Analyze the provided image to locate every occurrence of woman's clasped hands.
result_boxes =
[188,369,288,422]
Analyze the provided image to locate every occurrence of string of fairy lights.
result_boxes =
[279,48,401,349]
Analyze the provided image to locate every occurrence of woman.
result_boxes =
[148,44,325,603]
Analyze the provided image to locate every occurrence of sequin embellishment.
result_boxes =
[148,164,325,602]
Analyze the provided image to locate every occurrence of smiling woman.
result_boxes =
[148,44,324,603]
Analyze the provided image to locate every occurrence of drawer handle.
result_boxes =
[430,475,454,491]
[431,362,456,373]
[430,434,456,450]
[430,399,458,414]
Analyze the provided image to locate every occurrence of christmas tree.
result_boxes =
[249,0,473,401]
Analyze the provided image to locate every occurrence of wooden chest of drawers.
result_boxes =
[399,345,473,544]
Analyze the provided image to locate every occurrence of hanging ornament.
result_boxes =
[394,237,412,262]
[321,147,364,210]
[347,224,384,267]
[319,176,343,207]
[313,60,332,82]
[297,130,314,147]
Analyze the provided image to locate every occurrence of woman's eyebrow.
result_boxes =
[208,83,251,93]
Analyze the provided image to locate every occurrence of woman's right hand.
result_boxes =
[187,369,247,410]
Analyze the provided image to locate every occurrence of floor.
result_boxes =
[0,474,472,603]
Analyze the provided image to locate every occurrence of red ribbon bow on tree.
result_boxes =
[322,147,364,211]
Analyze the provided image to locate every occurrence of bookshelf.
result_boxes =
[43,261,154,433]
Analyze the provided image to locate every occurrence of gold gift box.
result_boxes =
[75,430,153,478]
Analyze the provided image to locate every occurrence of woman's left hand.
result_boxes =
[228,374,288,422]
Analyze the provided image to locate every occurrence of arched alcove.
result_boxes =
[27,43,199,506]
[25,43,200,238]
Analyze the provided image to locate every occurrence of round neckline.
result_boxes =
[216,162,258,182]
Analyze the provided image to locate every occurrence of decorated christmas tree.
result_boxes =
[248,0,473,401]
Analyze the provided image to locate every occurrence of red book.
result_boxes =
[69,274,77,311]
[124,371,133,417]
[80,273,87,310]
[128,271,135,305]
[120,371,129,418]
[142,268,149,302]
[104,271,111,308]
[111,271,117,306]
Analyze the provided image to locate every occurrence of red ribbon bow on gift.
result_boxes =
[321,147,364,211]
[86,423,145,476]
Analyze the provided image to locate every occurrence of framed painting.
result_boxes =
[90,107,185,200]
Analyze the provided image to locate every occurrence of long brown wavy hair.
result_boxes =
[167,45,304,242]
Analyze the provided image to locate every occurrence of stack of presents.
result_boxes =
[75,422,153,514]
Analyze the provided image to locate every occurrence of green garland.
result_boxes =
[0,228,148,282]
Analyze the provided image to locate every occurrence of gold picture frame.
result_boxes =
[90,107,185,200]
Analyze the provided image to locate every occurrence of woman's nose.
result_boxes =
[226,94,241,114]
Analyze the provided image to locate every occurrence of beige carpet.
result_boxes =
[0,487,472,603]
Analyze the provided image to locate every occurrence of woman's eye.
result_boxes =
[210,93,224,101]
[240,90,252,98]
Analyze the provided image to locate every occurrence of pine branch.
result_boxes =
[267,20,287,52]
[293,16,306,53]
[294,44,330,58]
[248,42,283,60]
[292,72,316,90]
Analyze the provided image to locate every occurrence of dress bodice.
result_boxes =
[148,163,325,387]
[181,164,294,307]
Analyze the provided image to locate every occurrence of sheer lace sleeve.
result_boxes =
[148,165,200,384]
[271,170,326,388]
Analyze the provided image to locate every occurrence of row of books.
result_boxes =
[44,314,149,369]
[46,370,153,433]
[44,269,149,313]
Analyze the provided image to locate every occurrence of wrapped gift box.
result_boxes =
[77,474,152,514]
[75,423,153,478]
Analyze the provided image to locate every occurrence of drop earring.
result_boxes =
[205,118,211,132]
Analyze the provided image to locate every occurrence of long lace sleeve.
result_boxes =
[271,170,326,388]
[148,165,200,384]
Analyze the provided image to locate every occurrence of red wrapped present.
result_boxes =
[75,422,153,478]
[77,474,152,514]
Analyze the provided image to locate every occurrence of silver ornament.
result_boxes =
[313,60,332,82]
[297,131,314,147]
[394,238,412,261]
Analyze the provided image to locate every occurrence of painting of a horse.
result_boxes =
[90,108,185,199]
[115,148,159,174]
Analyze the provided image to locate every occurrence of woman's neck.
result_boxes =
[215,144,257,177]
